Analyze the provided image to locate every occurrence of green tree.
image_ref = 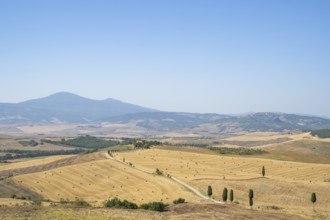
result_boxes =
[249,189,254,209]
[230,189,234,203]
[207,185,212,197]
[262,166,265,177]
[311,192,317,211]
[222,187,228,202]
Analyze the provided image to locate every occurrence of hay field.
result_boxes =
[116,148,330,218]
[0,155,74,172]
[257,139,330,164]
[13,157,198,205]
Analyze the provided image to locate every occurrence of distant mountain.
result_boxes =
[0,92,156,124]
[1,93,330,135]
[104,112,330,133]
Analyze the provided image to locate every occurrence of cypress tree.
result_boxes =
[311,192,317,211]
[230,189,234,203]
[207,185,212,197]
[248,189,254,209]
[222,187,228,202]
[262,166,265,177]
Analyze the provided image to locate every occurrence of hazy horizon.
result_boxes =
[1,1,329,117]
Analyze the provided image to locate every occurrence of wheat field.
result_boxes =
[116,148,330,218]
[13,157,199,205]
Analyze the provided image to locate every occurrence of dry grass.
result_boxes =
[0,203,306,220]
[0,155,74,171]
[0,198,30,206]
[116,148,330,218]
[13,157,198,205]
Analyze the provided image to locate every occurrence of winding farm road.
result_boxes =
[171,176,224,204]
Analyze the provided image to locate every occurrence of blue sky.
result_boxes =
[1,0,329,116]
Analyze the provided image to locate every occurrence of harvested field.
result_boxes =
[0,178,41,199]
[116,148,330,218]
[13,157,198,204]
[0,152,106,178]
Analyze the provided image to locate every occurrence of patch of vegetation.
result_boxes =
[139,202,167,212]
[134,140,161,149]
[18,140,39,147]
[0,149,84,161]
[173,198,185,204]
[72,199,90,207]
[208,147,267,155]
[59,198,90,207]
[42,135,119,149]
[311,129,330,138]
[31,199,43,206]
[104,197,138,209]
[265,205,283,210]
[155,168,164,176]
[164,142,209,148]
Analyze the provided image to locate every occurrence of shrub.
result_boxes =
[72,198,90,207]
[139,202,167,212]
[155,168,163,176]
[104,197,137,209]
[31,199,42,206]
[173,198,185,204]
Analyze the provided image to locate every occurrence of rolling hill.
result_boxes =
[1,93,330,135]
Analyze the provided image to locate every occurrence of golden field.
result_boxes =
[1,132,329,219]
[13,156,199,205]
[0,155,74,171]
[116,148,330,219]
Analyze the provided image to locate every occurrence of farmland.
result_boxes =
[116,147,330,218]
[0,132,329,219]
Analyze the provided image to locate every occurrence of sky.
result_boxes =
[0,0,329,117]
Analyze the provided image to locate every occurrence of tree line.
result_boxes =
[41,135,119,149]
[0,149,84,162]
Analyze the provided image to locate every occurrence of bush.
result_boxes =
[18,140,39,147]
[155,168,163,176]
[139,202,167,212]
[58,198,90,207]
[104,197,138,209]
[31,199,42,206]
[72,199,90,207]
[173,198,185,204]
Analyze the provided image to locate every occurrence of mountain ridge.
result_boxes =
[1,93,330,134]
